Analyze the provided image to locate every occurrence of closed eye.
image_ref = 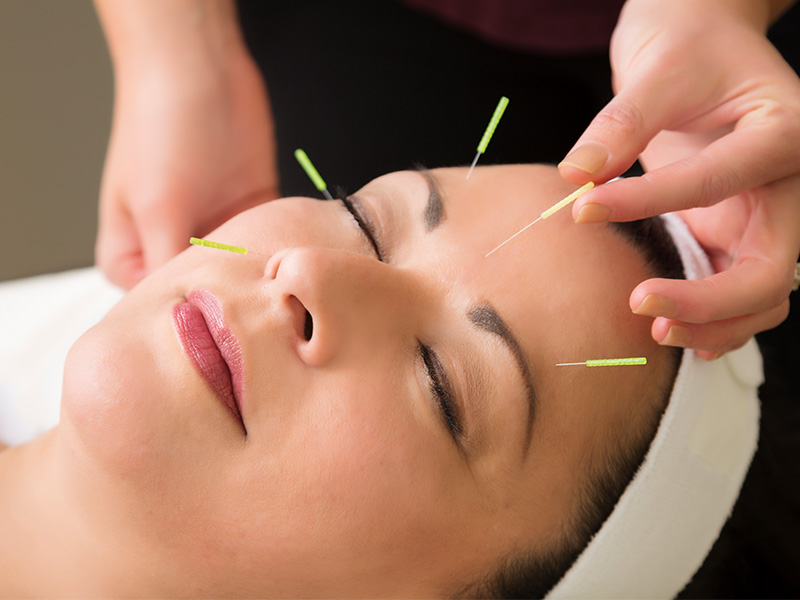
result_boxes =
[337,193,384,261]
[419,342,463,443]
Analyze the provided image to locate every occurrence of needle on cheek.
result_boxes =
[189,237,268,258]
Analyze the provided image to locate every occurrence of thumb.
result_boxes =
[558,83,670,185]
[95,194,147,290]
[137,203,196,277]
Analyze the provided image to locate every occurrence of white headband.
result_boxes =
[547,213,763,598]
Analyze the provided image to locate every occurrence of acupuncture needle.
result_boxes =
[485,181,595,258]
[556,357,647,367]
[294,148,334,200]
[466,96,509,180]
[189,237,268,258]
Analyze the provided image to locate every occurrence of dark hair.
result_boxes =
[457,217,685,599]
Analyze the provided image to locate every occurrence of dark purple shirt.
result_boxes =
[398,0,627,53]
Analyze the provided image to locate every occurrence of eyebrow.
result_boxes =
[468,304,537,455]
[412,169,537,453]
[415,167,445,231]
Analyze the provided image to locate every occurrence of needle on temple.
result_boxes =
[556,357,648,367]
[466,96,509,180]
[484,181,594,257]
[294,148,334,200]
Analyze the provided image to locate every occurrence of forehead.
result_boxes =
[362,164,656,356]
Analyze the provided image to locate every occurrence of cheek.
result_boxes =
[226,370,464,578]
[211,199,355,256]
[261,368,429,515]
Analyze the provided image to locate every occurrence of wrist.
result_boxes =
[620,0,772,32]
[95,0,248,78]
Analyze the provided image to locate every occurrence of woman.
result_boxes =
[0,164,712,597]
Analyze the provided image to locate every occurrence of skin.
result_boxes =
[0,165,674,597]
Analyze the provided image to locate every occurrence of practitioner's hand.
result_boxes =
[96,50,279,289]
[558,0,800,359]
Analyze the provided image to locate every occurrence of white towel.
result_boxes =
[0,268,123,445]
[548,214,763,598]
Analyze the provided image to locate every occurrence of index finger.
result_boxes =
[631,258,795,325]
[572,110,800,223]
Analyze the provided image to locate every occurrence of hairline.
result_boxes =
[456,215,685,599]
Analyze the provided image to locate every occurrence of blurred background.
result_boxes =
[0,1,111,281]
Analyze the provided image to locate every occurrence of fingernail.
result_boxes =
[704,352,722,361]
[632,294,677,318]
[559,142,608,175]
[576,203,612,224]
[659,325,692,348]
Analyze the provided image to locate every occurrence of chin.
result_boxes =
[60,315,186,479]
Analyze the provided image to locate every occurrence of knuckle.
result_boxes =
[592,100,645,141]
[766,284,789,310]
[771,299,791,327]
[698,160,740,206]
[724,337,749,354]
[749,100,799,131]
[760,263,794,308]
[695,331,727,354]
[689,278,723,322]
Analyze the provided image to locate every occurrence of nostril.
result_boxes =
[303,310,314,341]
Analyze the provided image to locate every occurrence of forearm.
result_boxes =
[93,0,248,76]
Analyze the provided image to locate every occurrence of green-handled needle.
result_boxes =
[294,148,334,200]
[466,96,509,180]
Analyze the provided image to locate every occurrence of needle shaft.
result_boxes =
[484,216,541,257]
[484,181,594,258]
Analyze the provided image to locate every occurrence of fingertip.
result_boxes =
[632,293,678,318]
[100,257,145,291]
[574,203,612,224]
[558,162,595,186]
[630,285,649,312]
[650,317,674,344]
[658,323,693,348]
[558,142,609,183]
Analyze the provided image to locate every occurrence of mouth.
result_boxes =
[172,290,246,433]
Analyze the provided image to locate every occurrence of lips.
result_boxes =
[172,290,246,432]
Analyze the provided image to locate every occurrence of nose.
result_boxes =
[266,248,420,367]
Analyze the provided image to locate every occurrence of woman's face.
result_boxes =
[61,165,672,597]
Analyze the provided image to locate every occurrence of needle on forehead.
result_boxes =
[294,148,334,200]
[484,181,594,258]
[556,357,647,367]
[466,96,509,180]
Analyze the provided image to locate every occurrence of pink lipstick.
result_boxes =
[172,290,246,432]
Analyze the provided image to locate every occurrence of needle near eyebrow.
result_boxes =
[484,181,594,258]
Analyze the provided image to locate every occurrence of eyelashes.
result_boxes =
[335,192,383,261]
[419,342,463,441]
[333,193,462,444]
